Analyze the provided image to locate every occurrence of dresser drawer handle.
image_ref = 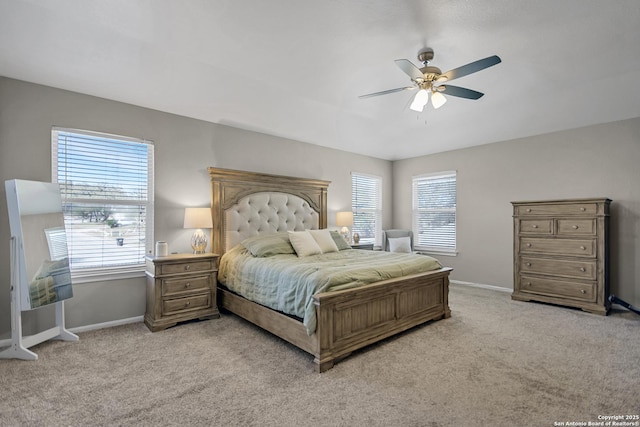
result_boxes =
[185,282,191,288]
[580,207,586,212]
[526,208,531,212]
[579,267,586,272]
[580,289,586,294]
[580,246,586,250]
[572,225,579,229]
[185,265,191,271]
[526,243,532,247]
[525,282,531,286]
[525,262,531,267]
[532,224,538,228]
[184,301,191,307]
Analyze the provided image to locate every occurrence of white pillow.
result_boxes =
[388,236,412,253]
[288,231,322,257]
[309,229,339,253]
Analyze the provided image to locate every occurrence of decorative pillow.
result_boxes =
[288,231,322,257]
[330,230,352,250]
[388,236,412,253]
[309,229,339,253]
[241,233,295,257]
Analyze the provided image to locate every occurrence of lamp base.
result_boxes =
[340,226,351,244]
[191,229,208,254]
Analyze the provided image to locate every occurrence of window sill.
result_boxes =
[416,250,458,257]
[71,266,145,284]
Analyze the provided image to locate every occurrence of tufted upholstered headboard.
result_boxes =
[208,168,330,255]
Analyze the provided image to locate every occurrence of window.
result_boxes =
[351,172,382,246]
[52,128,154,281]
[412,171,456,254]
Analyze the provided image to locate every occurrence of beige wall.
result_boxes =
[2,75,639,340]
[0,77,392,338]
[393,118,640,306]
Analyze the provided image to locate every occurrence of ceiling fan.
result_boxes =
[359,48,501,112]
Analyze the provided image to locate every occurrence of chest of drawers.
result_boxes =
[511,198,611,315]
[145,253,220,331]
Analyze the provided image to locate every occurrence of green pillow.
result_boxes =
[242,233,295,257]
[330,230,352,250]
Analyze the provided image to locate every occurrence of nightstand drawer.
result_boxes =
[162,274,211,296]
[520,237,595,257]
[520,257,596,280]
[163,293,211,316]
[520,275,596,302]
[160,260,213,275]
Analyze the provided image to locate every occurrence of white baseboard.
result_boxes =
[68,315,144,334]
[450,279,512,293]
[0,316,144,349]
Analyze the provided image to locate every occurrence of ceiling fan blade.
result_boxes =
[358,86,415,99]
[394,59,424,81]
[439,85,484,100]
[440,55,501,82]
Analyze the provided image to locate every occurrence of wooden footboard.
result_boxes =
[218,267,452,372]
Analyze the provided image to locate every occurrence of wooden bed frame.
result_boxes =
[209,167,452,372]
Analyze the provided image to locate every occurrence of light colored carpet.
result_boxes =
[1,284,638,427]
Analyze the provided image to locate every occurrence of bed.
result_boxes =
[209,167,452,372]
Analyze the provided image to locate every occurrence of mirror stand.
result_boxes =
[0,237,78,361]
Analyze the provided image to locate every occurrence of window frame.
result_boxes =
[52,127,154,283]
[351,171,382,247]
[412,170,457,256]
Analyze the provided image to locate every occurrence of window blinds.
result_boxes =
[412,171,456,252]
[52,128,154,275]
[351,172,382,245]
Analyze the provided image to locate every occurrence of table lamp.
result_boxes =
[183,207,213,253]
[336,211,353,243]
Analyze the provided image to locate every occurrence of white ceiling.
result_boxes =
[1,1,639,161]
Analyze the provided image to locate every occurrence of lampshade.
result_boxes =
[183,208,213,229]
[409,89,429,112]
[184,207,212,254]
[336,211,353,227]
[431,91,447,109]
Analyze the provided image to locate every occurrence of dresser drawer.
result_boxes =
[520,256,596,280]
[520,237,596,257]
[519,275,596,302]
[162,293,211,316]
[516,203,597,216]
[518,219,552,235]
[162,274,211,296]
[556,219,596,236]
[160,260,214,275]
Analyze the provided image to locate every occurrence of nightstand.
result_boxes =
[351,243,374,250]
[144,253,220,332]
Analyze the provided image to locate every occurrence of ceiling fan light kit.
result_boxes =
[360,48,501,113]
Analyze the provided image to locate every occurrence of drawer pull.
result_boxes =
[525,262,531,267]
[184,301,191,307]
[185,282,191,288]
[572,225,579,229]
[526,208,531,212]
[525,282,531,286]
[580,246,586,250]
[526,243,532,247]
[579,267,586,272]
[185,265,191,271]
[580,289,586,294]
[532,224,538,228]
[580,207,586,211]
